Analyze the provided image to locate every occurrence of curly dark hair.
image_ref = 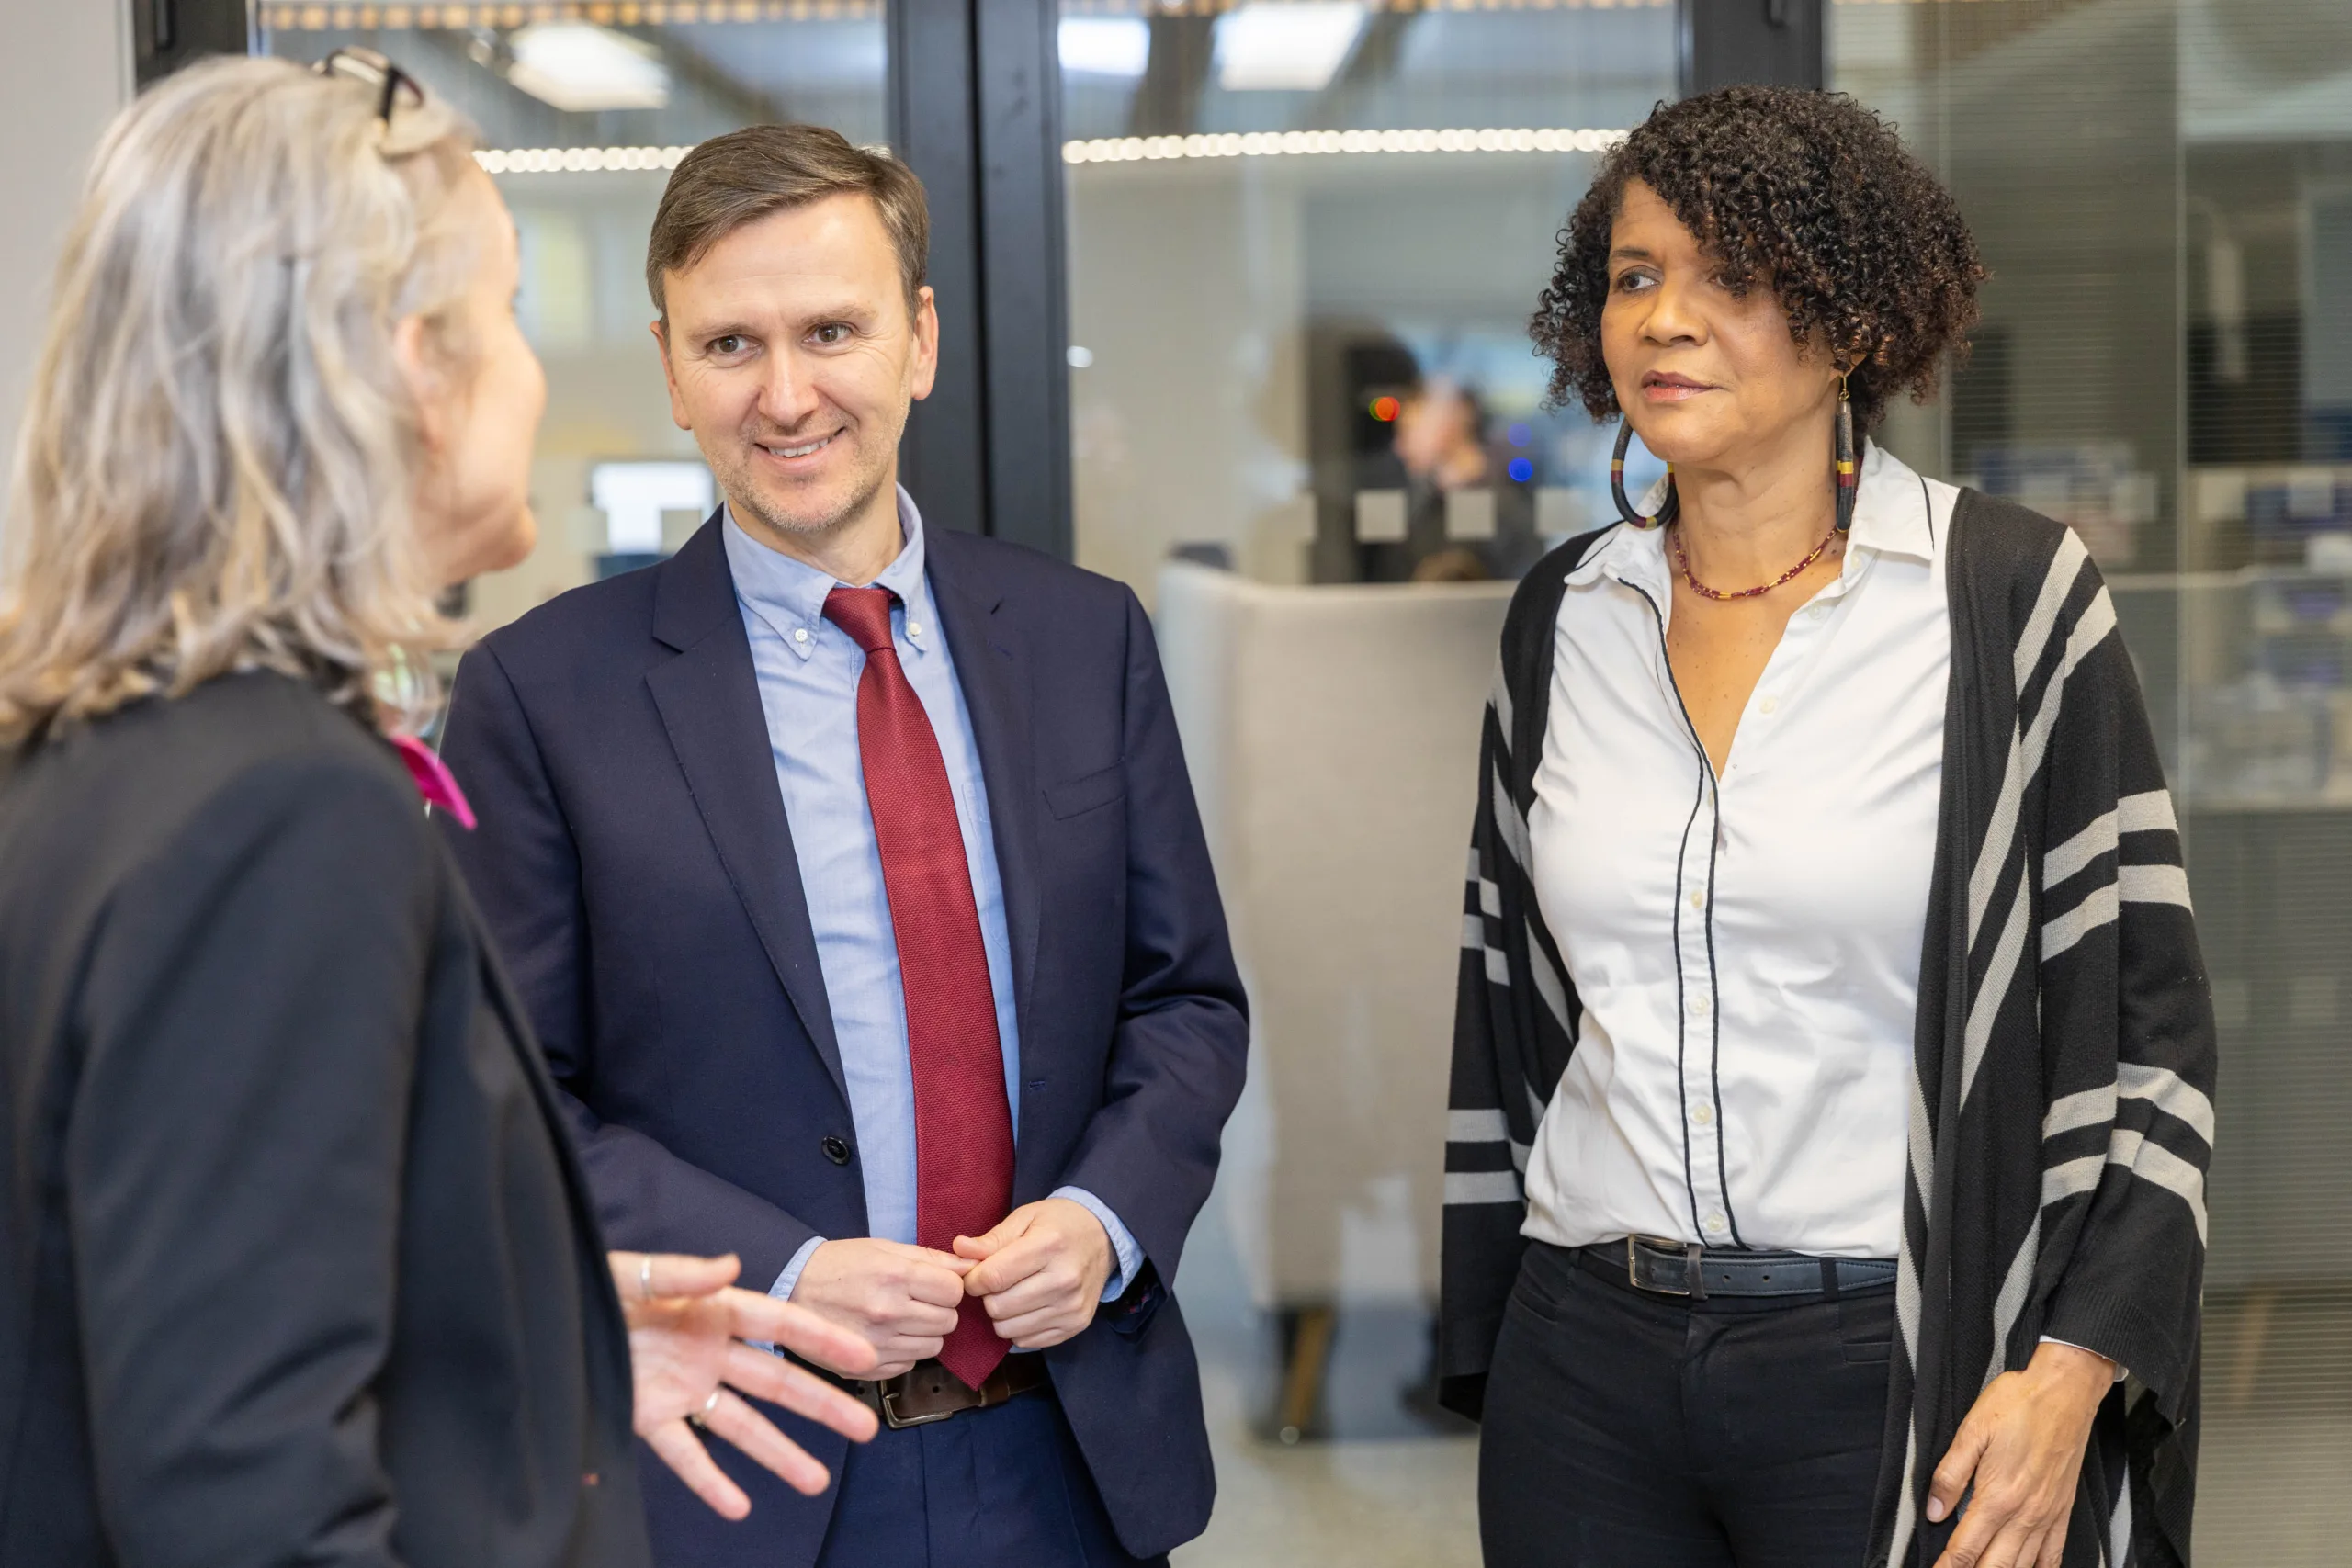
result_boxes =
[1532,86,1984,436]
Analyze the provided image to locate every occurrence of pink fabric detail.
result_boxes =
[390,733,477,829]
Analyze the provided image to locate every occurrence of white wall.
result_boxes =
[0,3,130,534]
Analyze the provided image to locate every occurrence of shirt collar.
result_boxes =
[1566,439,1935,593]
[721,485,936,661]
[1566,501,1670,597]
[1846,443,1935,564]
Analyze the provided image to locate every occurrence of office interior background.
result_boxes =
[3,0,2348,1560]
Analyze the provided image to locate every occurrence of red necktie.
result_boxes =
[822,585,1015,1390]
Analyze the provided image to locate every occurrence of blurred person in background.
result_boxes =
[1395,378,1498,495]
[0,55,881,1567]
[1374,376,1544,583]
[435,124,1249,1568]
[1370,376,1532,582]
[1442,88,2215,1568]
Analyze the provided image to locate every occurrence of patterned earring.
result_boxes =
[1834,371,1859,534]
[1611,419,1679,530]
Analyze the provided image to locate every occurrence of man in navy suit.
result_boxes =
[438,124,1248,1568]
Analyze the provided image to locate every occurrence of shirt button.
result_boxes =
[792,627,809,644]
[1688,889,1705,910]
[1691,1102,1713,1125]
[1689,994,1712,1018]
[907,621,924,638]
[1705,1212,1728,1233]
[821,1135,853,1166]
[1758,695,1779,715]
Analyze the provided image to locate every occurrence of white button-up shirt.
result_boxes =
[1521,445,1958,1259]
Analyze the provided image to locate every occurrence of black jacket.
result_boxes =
[0,671,648,1568]
[1442,495,2214,1567]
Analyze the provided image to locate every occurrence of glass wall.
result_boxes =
[1063,2,2352,1562]
[1057,7,1679,1562]
[1828,5,2352,1559]
[1060,0,1678,597]
[256,2,890,631]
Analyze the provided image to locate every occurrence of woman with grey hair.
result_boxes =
[0,53,878,1566]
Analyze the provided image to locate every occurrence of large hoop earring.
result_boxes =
[1834,372,1859,534]
[1611,420,1677,529]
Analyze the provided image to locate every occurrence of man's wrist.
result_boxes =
[771,1235,829,1302]
[1048,1186,1140,1301]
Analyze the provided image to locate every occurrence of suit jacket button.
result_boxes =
[822,1135,853,1166]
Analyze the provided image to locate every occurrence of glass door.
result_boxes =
[255,2,892,631]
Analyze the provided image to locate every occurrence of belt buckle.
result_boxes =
[1625,1235,1703,1298]
[877,1388,956,1430]
[863,1374,959,1431]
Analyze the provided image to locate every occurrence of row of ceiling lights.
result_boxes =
[264,0,1961,37]
[263,0,1686,28]
[1063,125,1626,162]
[471,127,1620,176]
[260,1,874,28]
[474,144,695,170]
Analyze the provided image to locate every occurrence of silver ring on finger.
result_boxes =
[688,1388,721,1429]
[639,1254,654,1301]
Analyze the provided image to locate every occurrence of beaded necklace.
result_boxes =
[1669,521,1840,602]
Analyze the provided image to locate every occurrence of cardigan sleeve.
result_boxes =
[1437,675,1535,1419]
[2029,555,2217,1427]
[1436,536,1606,1422]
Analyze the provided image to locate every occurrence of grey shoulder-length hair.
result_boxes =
[0,54,485,745]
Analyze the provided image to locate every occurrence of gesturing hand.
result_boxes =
[956,1197,1114,1350]
[1927,1340,2116,1568]
[790,1237,976,1380]
[611,1252,881,1521]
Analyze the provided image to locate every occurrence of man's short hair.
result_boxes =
[645,123,929,321]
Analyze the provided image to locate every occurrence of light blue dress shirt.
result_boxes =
[723,490,1140,1310]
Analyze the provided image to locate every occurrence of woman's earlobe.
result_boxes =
[390,311,446,450]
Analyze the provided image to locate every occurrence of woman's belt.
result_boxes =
[1576,1236,1898,1300]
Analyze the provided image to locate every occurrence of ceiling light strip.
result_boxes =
[1062,126,1626,164]
[261,1,879,31]
[268,0,1916,31]
[1060,0,1667,14]
[475,144,693,172]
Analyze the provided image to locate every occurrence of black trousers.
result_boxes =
[1479,1240,1894,1568]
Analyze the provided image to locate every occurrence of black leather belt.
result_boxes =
[1578,1236,1897,1301]
[834,1355,1050,1430]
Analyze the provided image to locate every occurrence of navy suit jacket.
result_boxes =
[437,513,1249,1565]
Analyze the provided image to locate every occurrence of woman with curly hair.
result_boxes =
[1441,88,2212,1568]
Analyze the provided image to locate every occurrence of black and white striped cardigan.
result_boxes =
[1441,491,2215,1568]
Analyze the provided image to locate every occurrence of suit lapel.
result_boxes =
[645,516,848,1101]
[926,535,1045,1151]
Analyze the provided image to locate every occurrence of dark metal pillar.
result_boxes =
[888,0,991,540]
[131,0,249,87]
[971,0,1072,559]
[889,0,1073,555]
[1680,0,1826,96]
